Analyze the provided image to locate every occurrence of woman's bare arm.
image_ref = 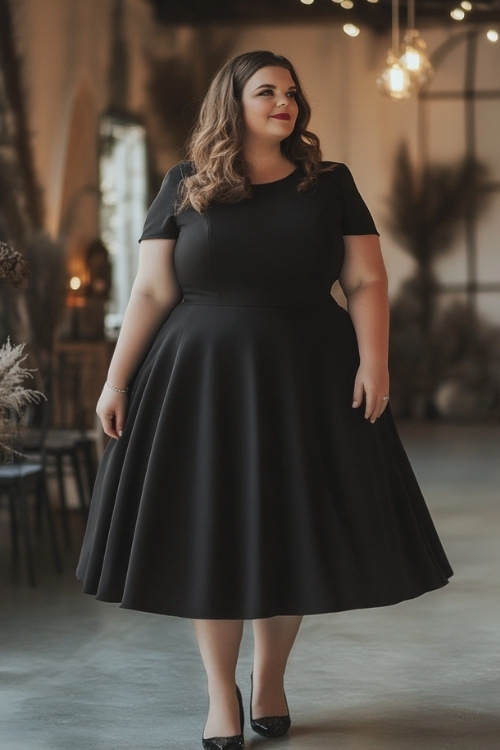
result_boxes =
[339,234,390,423]
[97,238,181,438]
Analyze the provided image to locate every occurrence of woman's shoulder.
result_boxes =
[164,160,195,183]
[316,161,360,190]
[318,160,349,175]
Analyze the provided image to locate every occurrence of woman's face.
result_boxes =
[240,66,299,147]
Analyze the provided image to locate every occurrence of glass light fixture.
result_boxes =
[377,0,414,99]
[399,0,433,88]
[451,8,466,20]
[486,29,499,42]
[460,1,472,11]
[377,50,413,99]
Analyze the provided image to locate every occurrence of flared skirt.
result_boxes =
[77,301,452,618]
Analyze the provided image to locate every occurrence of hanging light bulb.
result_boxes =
[377,50,413,99]
[343,23,360,37]
[377,0,414,99]
[399,0,433,88]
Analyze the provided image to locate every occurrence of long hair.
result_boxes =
[178,50,327,213]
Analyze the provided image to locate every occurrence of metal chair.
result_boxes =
[23,362,98,550]
[0,406,64,586]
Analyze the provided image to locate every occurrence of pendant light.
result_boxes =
[399,0,433,88]
[376,0,413,99]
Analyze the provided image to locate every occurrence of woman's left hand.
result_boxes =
[351,364,390,424]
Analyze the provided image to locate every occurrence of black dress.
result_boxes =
[77,162,452,619]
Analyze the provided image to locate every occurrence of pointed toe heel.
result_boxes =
[202,686,245,750]
[202,737,244,750]
[250,714,291,739]
[250,673,291,739]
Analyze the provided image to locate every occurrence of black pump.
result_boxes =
[250,673,291,739]
[202,685,245,750]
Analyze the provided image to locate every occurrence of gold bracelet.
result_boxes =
[106,382,129,394]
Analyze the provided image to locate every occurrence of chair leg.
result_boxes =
[34,481,43,534]
[70,448,88,522]
[7,490,20,558]
[38,476,64,574]
[16,484,37,587]
[55,454,72,550]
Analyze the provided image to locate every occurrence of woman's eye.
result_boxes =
[256,89,297,97]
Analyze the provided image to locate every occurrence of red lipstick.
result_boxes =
[270,113,291,120]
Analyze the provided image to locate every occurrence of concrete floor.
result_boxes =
[1,423,499,750]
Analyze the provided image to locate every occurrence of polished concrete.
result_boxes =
[1,424,499,750]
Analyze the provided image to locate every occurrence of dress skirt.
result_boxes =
[77,299,452,619]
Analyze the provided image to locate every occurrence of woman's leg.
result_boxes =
[251,616,303,718]
[192,619,244,738]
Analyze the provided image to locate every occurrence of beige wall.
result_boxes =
[10,1,500,320]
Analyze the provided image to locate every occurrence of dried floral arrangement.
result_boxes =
[0,338,45,462]
[0,240,30,286]
[0,243,45,462]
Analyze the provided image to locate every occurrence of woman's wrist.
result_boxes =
[105,381,129,394]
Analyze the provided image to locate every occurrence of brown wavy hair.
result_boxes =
[178,50,329,213]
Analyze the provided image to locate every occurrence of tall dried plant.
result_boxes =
[387,143,493,418]
[387,143,490,338]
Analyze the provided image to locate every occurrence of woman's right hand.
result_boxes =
[93,238,180,440]
[96,386,128,439]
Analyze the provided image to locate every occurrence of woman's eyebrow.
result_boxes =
[253,83,297,91]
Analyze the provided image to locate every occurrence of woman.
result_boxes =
[77,51,452,749]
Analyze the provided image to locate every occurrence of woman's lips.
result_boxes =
[270,114,291,120]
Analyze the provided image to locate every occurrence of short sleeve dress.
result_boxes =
[77,161,452,619]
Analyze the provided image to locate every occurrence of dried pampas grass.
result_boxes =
[0,338,45,462]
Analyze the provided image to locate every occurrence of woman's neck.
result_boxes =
[244,148,295,185]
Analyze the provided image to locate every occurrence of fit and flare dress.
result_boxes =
[77,161,452,619]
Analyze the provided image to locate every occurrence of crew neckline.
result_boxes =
[251,168,298,187]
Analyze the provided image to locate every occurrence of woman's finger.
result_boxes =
[352,376,364,409]
[378,394,390,419]
[364,388,378,422]
[366,392,391,423]
[114,404,126,437]
[101,414,118,439]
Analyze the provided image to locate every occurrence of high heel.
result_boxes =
[250,673,291,739]
[202,685,245,750]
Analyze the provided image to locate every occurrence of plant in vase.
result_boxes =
[0,242,44,461]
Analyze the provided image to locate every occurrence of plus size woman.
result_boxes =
[77,51,452,749]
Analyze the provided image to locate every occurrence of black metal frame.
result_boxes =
[418,29,500,314]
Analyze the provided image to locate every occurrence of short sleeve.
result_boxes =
[338,163,379,236]
[139,162,190,242]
